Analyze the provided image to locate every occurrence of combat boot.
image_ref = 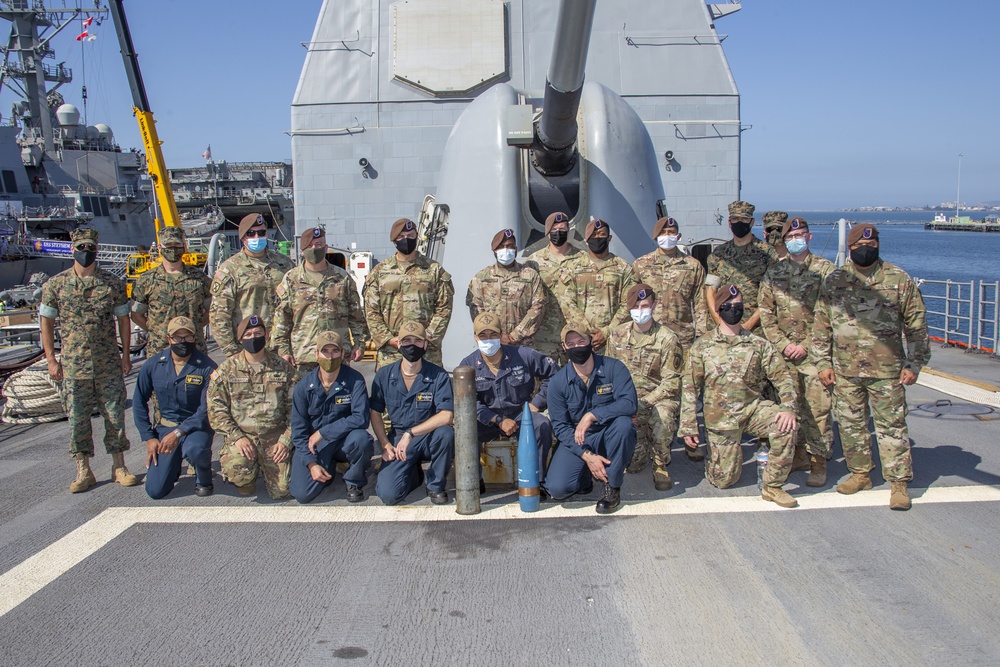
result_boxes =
[110,451,139,487]
[685,444,704,462]
[761,485,798,508]
[791,446,811,472]
[69,453,96,493]
[236,483,256,496]
[652,466,673,491]
[889,482,911,511]
[805,454,827,487]
[595,484,621,514]
[836,473,873,495]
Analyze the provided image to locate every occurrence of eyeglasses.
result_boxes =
[170,335,196,343]
[785,232,809,240]
[244,229,268,239]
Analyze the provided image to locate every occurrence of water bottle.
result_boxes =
[756,443,769,492]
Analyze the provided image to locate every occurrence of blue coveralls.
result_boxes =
[289,365,374,503]
[457,345,557,473]
[544,354,637,499]
[370,360,454,505]
[132,349,217,499]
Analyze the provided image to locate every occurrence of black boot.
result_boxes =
[595,484,621,514]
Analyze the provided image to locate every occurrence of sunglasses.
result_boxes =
[244,229,268,239]
[719,302,742,312]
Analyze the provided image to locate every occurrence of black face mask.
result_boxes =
[851,245,879,267]
[74,250,97,268]
[399,344,426,362]
[549,230,568,247]
[242,336,266,354]
[719,303,745,325]
[170,341,195,358]
[730,222,752,239]
[587,237,609,255]
[565,344,593,365]
[394,237,417,256]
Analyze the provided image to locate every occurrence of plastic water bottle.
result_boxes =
[756,443,769,492]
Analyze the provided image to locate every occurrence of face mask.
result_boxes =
[565,344,593,365]
[656,235,679,251]
[161,246,184,262]
[394,237,417,255]
[730,221,752,238]
[718,303,745,325]
[587,237,609,255]
[73,249,97,268]
[766,231,783,247]
[303,246,326,264]
[399,343,425,362]
[317,356,342,373]
[477,338,502,357]
[549,230,568,247]
[170,341,194,358]
[784,238,808,255]
[495,248,516,266]
[246,237,268,253]
[242,336,266,354]
[851,245,879,267]
[630,308,652,326]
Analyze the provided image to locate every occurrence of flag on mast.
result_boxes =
[202,145,212,161]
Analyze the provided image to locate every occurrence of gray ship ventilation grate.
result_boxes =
[914,399,996,420]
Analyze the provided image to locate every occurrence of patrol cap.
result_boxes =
[473,311,503,336]
[300,226,326,251]
[70,227,98,247]
[560,320,592,343]
[397,320,426,341]
[781,217,809,238]
[491,228,516,251]
[390,218,416,240]
[159,226,185,245]
[236,314,266,339]
[762,211,788,231]
[728,201,755,218]
[585,218,610,240]
[626,283,656,309]
[847,223,879,246]
[238,213,266,238]
[714,284,741,307]
[652,216,679,238]
[167,316,196,336]
[544,211,570,233]
[315,330,343,351]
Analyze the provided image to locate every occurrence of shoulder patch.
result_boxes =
[210,369,219,381]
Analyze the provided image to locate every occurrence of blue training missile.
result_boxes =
[517,402,540,512]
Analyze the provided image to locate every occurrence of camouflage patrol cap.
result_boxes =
[652,217,679,238]
[728,201,755,218]
[300,226,326,251]
[397,320,426,341]
[238,213,266,238]
[70,227,98,246]
[781,217,809,238]
[159,226,185,245]
[236,314,266,339]
[544,211,570,234]
[491,228,516,251]
[585,218,610,240]
[626,283,656,309]
[166,316,196,336]
[847,223,879,246]
[714,284,741,307]
[762,211,788,231]
[473,311,503,336]
[390,218,416,240]
[315,330,343,351]
[560,320,592,343]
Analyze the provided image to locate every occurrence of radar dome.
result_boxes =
[85,125,100,140]
[94,124,113,143]
[55,104,80,127]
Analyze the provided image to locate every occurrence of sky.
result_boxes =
[3,0,998,210]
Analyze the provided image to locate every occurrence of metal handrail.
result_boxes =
[916,278,975,349]
[978,281,999,356]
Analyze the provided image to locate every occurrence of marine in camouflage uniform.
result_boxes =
[606,284,684,491]
[271,226,369,375]
[563,218,637,352]
[39,226,138,492]
[209,213,294,357]
[207,315,297,499]
[467,228,545,347]
[762,211,789,260]
[631,216,709,351]
[131,226,212,355]
[525,211,580,363]
[758,217,836,486]
[811,224,929,510]
[680,285,800,507]
[363,218,454,369]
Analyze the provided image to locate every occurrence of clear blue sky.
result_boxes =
[5,1,998,209]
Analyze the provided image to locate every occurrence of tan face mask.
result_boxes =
[317,356,342,373]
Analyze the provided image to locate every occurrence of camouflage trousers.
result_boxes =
[793,365,834,458]
[628,398,678,473]
[65,374,129,456]
[219,431,292,499]
[532,336,568,367]
[704,400,795,489]
[833,376,912,482]
[375,344,443,370]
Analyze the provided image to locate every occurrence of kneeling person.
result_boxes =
[290,331,374,503]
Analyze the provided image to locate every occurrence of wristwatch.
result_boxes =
[172,428,184,440]
[405,429,414,438]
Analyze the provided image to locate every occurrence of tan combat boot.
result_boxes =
[889,481,911,511]
[836,473,873,495]
[110,451,139,487]
[761,485,798,508]
[69,453,96,493]
[805,454,827,487]
[791,446,811,472]
[236,483,256,496]
[652,466,673,491]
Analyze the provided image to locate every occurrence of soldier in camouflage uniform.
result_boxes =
[762,210,789,260]
[131,225,212,355]
[525,211,580,363]
[272,226,369,375]
[209,213,294,357]
[467,228,545,347]
[811,224,930,511]
[563,219,637,352]
[606,284,684,491]
[705,201,778,330]
[207,315,297,499]
[631,216,709,351]
[680,285,800,508]
[758,217,837,486]
[39,227,139,493]
[363,218,454,369]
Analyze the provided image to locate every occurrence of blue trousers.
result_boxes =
[290,429,374,504]
[477,411,553,475]
[543,415,636,499]
[376,425,454,506]
[145,425,214,500]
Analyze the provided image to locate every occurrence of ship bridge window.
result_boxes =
[81,195,110,217]
[1,170,17,193]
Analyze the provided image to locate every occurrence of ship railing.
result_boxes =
[916,278,997,356]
